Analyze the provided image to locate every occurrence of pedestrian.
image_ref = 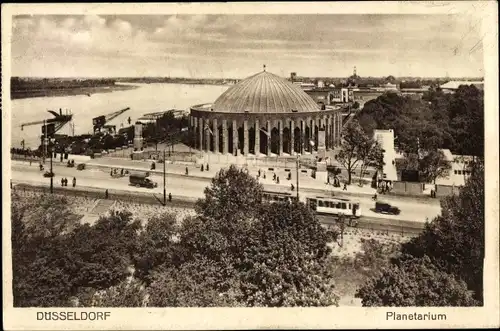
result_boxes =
[105,189,109,199]
[288,172,291,180]
[110,169,113,176]
[206,164,209,171]
[185,167,189,176]
[61,178,64,187]
[343,183,347,191]
[168,192,172,202]
[121,168,124,176]
[62,178,67,187]
[201,164,204,172]
[258,169,261,177]
[263,173,266,179]
[327,176,330,184]
[72,177,76,188]
[273,173,276,181]
[277,176,280,184]
[60,154,63,162]
[291,183,295,191]
[29,160,32,166]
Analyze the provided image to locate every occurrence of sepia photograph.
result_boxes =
[2,2,499,330]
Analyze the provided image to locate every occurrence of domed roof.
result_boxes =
[212,71,320,113]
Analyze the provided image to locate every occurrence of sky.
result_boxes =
[11,14,485,79]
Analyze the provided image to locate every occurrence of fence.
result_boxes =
[392,181,424,196]
[435,184,461,197]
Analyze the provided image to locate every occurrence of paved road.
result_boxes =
[11,162,441,223]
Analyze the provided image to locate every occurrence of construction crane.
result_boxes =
[20,109,73,133]
[92,107,130,134]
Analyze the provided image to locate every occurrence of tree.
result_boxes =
[173,167,338,307]
[133,212,180,284]
[355,160,484,306]
[352,101,360,110]
[418,149,452,184]
[195,165,263,221]
[148,259,241,307]
[355,255,477,307]
[358,139,384,186]
[92,278,147,307]
[236,202,338,307]
[335,120,371,184]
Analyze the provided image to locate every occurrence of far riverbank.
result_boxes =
[10,84,139,100]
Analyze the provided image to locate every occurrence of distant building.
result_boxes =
[373,129,398,181]
[305,87,353,105]
[317,80,325,88]
[439,81,483,93]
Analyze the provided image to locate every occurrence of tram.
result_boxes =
[262,190,298,204]
[306,196,362,218]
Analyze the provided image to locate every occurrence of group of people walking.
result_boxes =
[61,177,76,187]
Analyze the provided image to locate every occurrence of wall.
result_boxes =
[392,181,424,196]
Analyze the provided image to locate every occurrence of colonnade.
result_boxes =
[189,112,342,156]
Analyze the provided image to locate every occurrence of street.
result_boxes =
[11,161,441,223]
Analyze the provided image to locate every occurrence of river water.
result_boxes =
[11,83,229,149]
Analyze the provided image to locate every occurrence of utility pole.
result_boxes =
[163,149,166,206]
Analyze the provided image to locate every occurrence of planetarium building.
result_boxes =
[189,69,342,157]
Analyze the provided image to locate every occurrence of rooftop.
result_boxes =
[210,70,320,114]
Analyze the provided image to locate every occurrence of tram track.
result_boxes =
[13,181,427,236]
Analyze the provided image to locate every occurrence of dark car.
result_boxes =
[129,172,157,188]
[43,171,55,178]
[375,201,401,215]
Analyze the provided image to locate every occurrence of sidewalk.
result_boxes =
[84,157,379,195]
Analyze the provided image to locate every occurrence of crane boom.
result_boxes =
[20,110,72,131]
[93,107,130,134]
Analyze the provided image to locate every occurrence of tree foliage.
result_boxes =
[195,165,263,221]
[336,120,373,184]
[357,86,484,157]
[356,255,477,307]
[355,160,484,306]
[12,200,141,307]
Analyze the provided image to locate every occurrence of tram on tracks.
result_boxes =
[306,196,361,227]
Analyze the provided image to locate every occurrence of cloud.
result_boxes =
[11,14,484,78]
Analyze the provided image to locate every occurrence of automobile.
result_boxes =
[77,163,86,171]
[375,201,401,215]
[129,172,157,188]
[43,171,55,178]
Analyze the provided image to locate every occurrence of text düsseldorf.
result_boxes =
[37,312,110,321]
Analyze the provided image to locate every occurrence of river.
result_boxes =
[10,83,230,149]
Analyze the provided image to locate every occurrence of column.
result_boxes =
[222,119,228,154]
[325,115,330,151]
[337,113,341,146]
[277,119,283,155]
[300,119,305,154]
[332,114,336,147]
[266,120,271,156]
[290,119,295,154]
[311,118,316,152]
[243,120,249,156]
[213,118,219,153]
[255,119,260,156]
[193,117,198,149]
[198,117,203,151]
[232,120,238,155]
[205,119,210,152]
